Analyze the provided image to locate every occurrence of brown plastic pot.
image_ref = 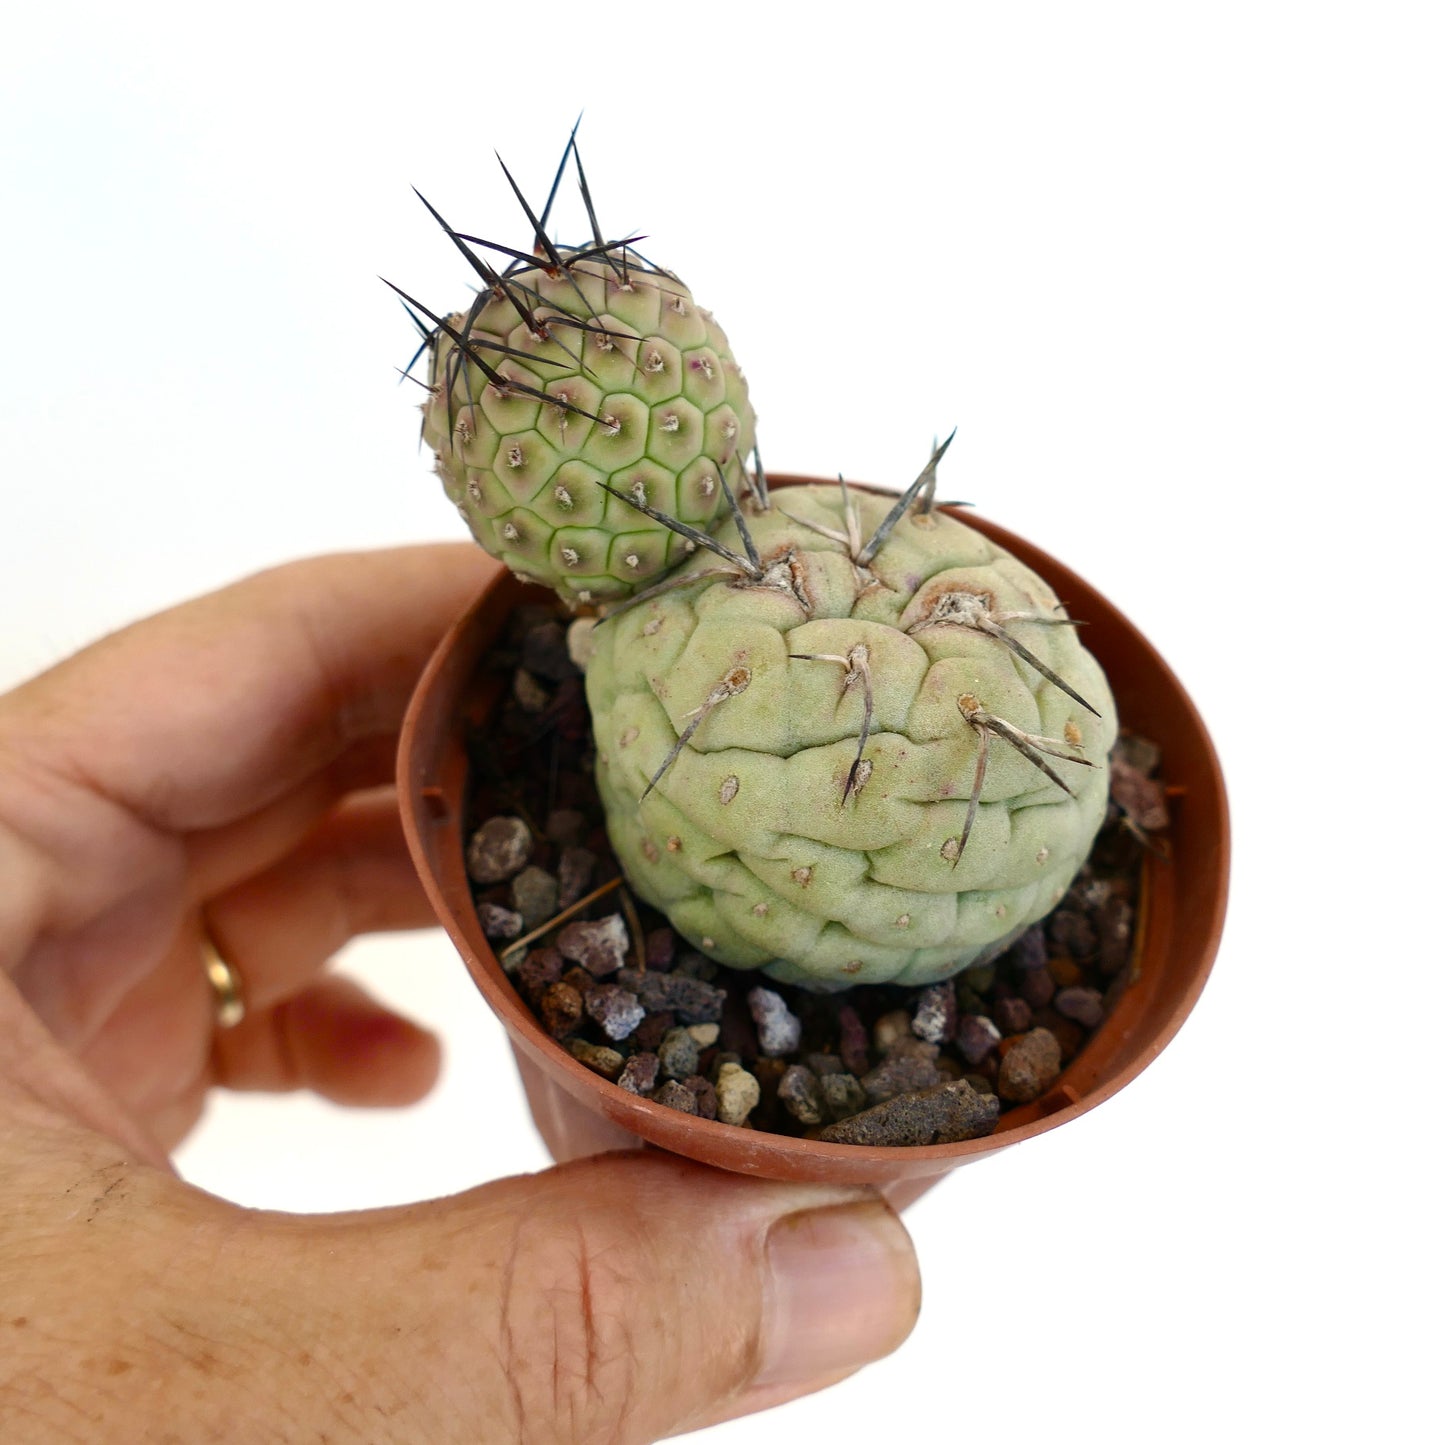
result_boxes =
[399,476,1228,1195]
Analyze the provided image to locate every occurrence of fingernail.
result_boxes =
[756,1199,920,1388]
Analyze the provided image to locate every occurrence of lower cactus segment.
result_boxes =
[583,482,1118,992]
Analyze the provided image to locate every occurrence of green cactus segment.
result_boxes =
[585,484,1118,991]
[421,254,756,605]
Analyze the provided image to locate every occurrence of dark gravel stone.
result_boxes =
[1049,908,1097,959]
[1054,986,1105,1028]
[955,1013,1002,1067]
[557,914,629,977]
[838,1006,870,1078]
[1110,754,1169,831]
[1017,966,1057,1009]
[911,983,957,1044]
[539,981,583,1039]
[617,1053,660,1095]
[510,866,559,931]
[1097,895,1134,976]
[807,1052,846,1077]
[645,928,677,971]
[561,964,593,995]
[584,984,645,1042]
[544,808,587,846]
[778,1065,826,1126]
[997,1028,1063,1103]
[467,816,533,885]
[556,847,596,910]
[658,1027,701,1080]
[819,1071,867,1121]
[749,986,802,1057]
[993,996,1033,1035]
[861,1053,944,1104]
[516,947,564,1006]
[477,903,523,940]
[654,1079,699,1114]
[566,1038,624,1080]
[673,951,719,981]
[818,1079,1000,1146]
[1008,924,1049,972]
[682,1074,718,1121]
[522,620,576,681]
[629,1010,676,1054]
[618,968,726,1025]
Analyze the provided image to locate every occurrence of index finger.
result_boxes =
[0,544,500,833]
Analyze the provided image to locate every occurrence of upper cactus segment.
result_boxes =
[583,460,1119,992]
[398,138,757,607]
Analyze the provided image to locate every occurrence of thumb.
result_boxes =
[281,1151,921,1441]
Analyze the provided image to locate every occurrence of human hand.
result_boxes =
[0,546,919,1441]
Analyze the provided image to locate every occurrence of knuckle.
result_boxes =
[495,1212,649,1445]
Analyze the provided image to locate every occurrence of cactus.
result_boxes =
[396,137,756,606]
[581,449,1118,992]
[399,134,1118,993]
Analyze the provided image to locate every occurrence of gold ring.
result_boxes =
[201,929,246,1029]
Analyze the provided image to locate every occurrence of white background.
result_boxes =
[2,3,1439,1440]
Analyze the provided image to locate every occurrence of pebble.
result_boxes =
[645,928,677,971]
[1047,955,1083,988]
[1009,925,1049,972]
[516,947,564,1005]
[838,1006,870,1077]
[511,668,550,714]
[715,1062,761,1125]
[1110,754,1169,831]
[566,1038,625,1080]
[653,1079,699,1114]
[1049,909,1097,959]
[658,1027,702,1080]
[673,951,718,981]
[510,866,559,931]
[1017,966,1056,1009]
[818,1079,1001,1147]
[467,816,533,885]
[618,968,726,1024]
[997,1028,1063,1103]
[544,808,587,846]
[955,1014,1002,1066]
[556,847,596,909]
[584,984,645,1041]
[683,1074,718,1120]
[962,962,996,995]
[861,1054,944,1103]
[477,903,523,940]
[819,1071,867,1120]
[522,620,575,681]
[873,1009,913,1053]
[687,1023,720,1048]
[558,914,629,977]
[777,1065,826,1126]
[539,981,583,1039]
[807,1052,845,1076]
[748,986,802,1057]
[617,1053,660,1095]
[912,983,957,1045]
[630,1010,676,1053]
[1054,986,1105,1029]
[1097,896,1134,975]
[993,996,1033,1035]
